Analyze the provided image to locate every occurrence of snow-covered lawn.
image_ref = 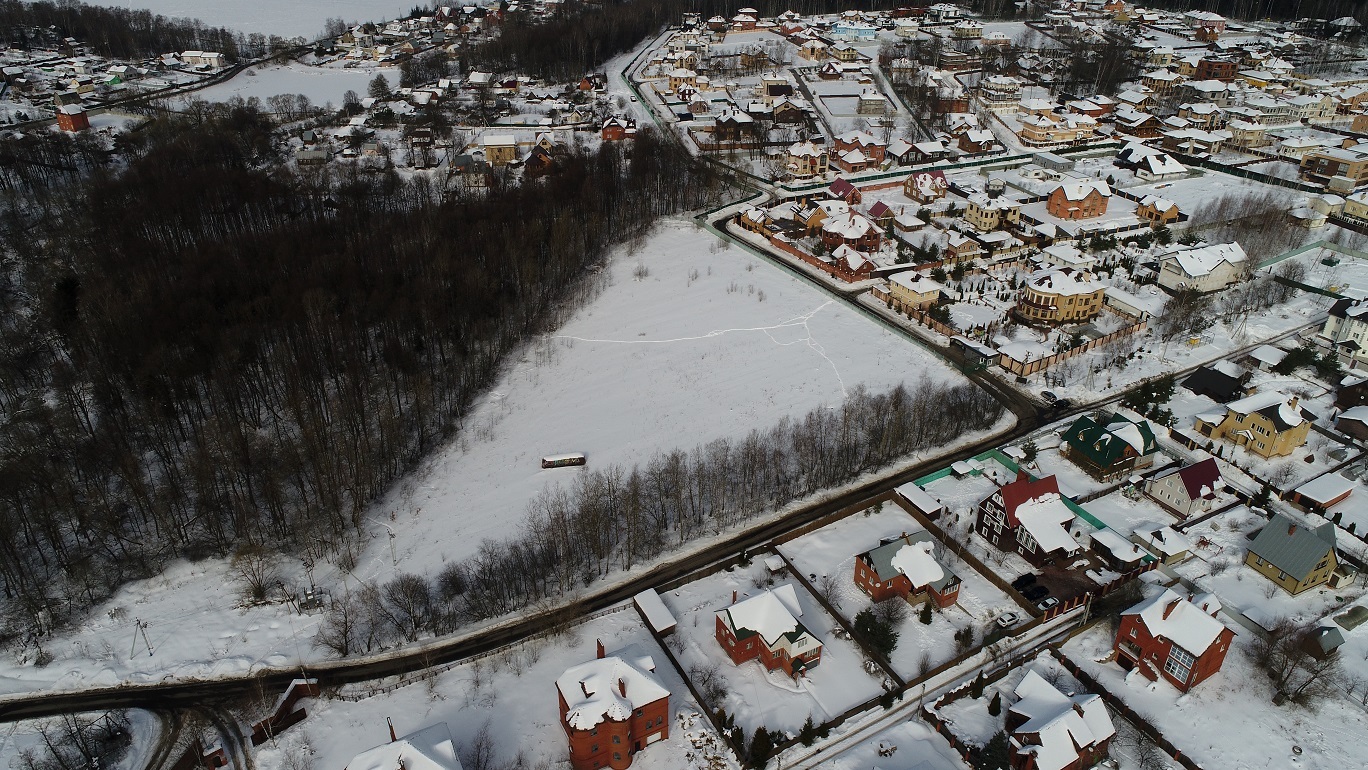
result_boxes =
[776,505,1021,680]
[81,0,412,39]
[933,651,1084,749]
[253,607,733,770]
[1172,504,1366,629]
[817,719,971,770]
[659,560,886,736]
[1064,623,1368,770]
[194,63,377,107]
[1082,489,1186,540]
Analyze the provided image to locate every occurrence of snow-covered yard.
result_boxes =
[1063,622,1368,770]
[816,719,971,770]
[81,0,413,38]
[659,560,887,737]
[776,505,1021,680]
[253,607,733,770]
[194,63,377,107]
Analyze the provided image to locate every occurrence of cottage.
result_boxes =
[975,472,1082,568]
[820,210,880,253]
[1322,297,1368,369]
[1115,589,1234,692]
[1045,180,1111,220]
[786,141,829,178]
[1245,513,1338,595]
[903,170,948,203]
[1061,413,1158,481]
[1144,458,1222,519]
[1136,195,1181,227]
[558,642,671,770]
[1008,670,1116,770]
[1157,242,1248,293]
[853,532,961,607]
[1336,405,1368,441]
[1131,526,1193,565]
[716,584,822,677]
[1193,391,1311,459]
[601,116,637,141]
[481,134,519,166]
[346,722,463,770]
[56,103,89,132]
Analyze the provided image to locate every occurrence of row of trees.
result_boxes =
[313,381,1005,654]
[0,106,727,639]
[0,0,292,61]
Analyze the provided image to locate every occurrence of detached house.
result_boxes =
[1193,391,1312,459]
[1115,589,1234,692]
[1061,413,1158,481]
[976,472,1082,568]
[1008,670,1116,770]
[557,642,671,770]
[1014,268,1105,325]
[716,584,823,677]
[1245,514,1339,596]
[1322,297,1368,369]
[1144,458,1222,519]
[1045,180,1111,220]
[346,723,463,770]
[853,531,961,608]
[1157,242,1247,293]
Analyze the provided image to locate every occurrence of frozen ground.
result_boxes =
[659,560,887,736]
[256,607,735,770]
[777,504,1021,680]
[1064,622,1368,770]
[817,719,970,770]
[194,63,376,107]
[81,0,414,39]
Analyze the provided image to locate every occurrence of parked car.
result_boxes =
[1055,398,1074,410]
[995,611,1020,629]
[1010,573,1038,591]
[1041,390,1058,403]
[1022,584,1050,601]
[1037,597,1060,611]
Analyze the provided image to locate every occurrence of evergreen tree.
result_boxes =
[977,731,1012,770]
[920,601,933,625]
[988,690,1002,716]
[799,715,816,747]
[368,72,392,100]
[970,671,986,699]
[749,726,773,769]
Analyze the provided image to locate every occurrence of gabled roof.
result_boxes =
[998,471,1061,522]
[1167,457,1221,501]
[861,531,957,591]
[1010,670,1115,770]
[1249,513,1336,581]
[1063,413,1157,467]
[1123,588,1230,656]
[1163,242,1247,279]
[720,584,815,647]
[1223,391,1307,431]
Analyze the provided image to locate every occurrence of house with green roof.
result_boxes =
[1061,413,1158,481]
[1245,513,1339,595]
[715,584,822,677]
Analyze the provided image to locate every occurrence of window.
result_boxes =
[591,745,599,753]
[613,735,621,744]
[1129,626,1138,638]
[1164,646,1196,683]
[614,753,622,762]
[591,728,598,737]
[635,709,644,717]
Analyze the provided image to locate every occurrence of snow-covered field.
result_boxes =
[257,607,734,770]
[1064,622,1368,770]
[777,505,1021,680]
[83,0,414,39]
[814,719,971,770]
[659,560,887,736]
[193,63,376,106]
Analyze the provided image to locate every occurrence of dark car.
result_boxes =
[1055,398,1074,410]
[1010,573,1038,591]
[1022,584,1050,601]
[1041,390,1058,403]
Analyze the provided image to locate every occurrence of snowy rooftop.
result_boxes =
[556,650,670,731]
[1294,473,1355,506]
[1014,493,1079,555]
[720,583,806,646]
[1222,390,1304,429]
[347,723,464,770]
[1122,588,1230,656]
[1010,669,1115,770]
[1133,526,1192,557]
[1026,268,1100,298]
[1165,241,1247,278]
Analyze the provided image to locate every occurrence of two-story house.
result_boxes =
[1193,391,1312,458]
[1156,242,1248,293]
[1061,413,1158,481]
[853,531,961,608]
[1244,513,1339,595]
[558,642,671,770]
[1115,589,1234,692]
[976,472,1082,568]
[1143,458,1222,519]
[1322,297,1368,369]
[716,584,823,677]
[1008,669,1116,770]
[1014,268,1105,325]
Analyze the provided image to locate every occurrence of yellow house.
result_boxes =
[1193,392,1311,458]
[1014,268,1105,324]
[1244,513,1338,595]
[964,192,1021,232]
[481,134,518,166]
[886,271,944,311]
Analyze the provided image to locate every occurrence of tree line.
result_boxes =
[0,104,727,641]
[1137,0,1366,26]
[315,380,1005,655]
[0,0,295,62]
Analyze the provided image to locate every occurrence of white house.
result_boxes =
[1144,458,1222,519]
[1323,297,1368,369]
[1157,242,1248,293]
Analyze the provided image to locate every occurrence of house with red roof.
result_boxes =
[975,472,1082,567]
[1143,458,1222,519]
[1114,589,1234,692]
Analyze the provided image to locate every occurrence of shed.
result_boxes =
[895,482,945,519]
[1291,472,1355,512]
[633,589,677,635]
[1090,528,1147,570]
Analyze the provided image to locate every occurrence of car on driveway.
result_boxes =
[1022,584,1050,601]
[1037,597,1060,611]
[1010,573,1037,591]
[1041,390,1058,403]
[995,611,1020,629]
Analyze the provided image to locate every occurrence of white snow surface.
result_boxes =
[557,652,670,731]
[194,63,377,106]
[887,541,944,587]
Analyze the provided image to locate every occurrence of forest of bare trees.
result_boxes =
[315,380,1005,655]
[0,106,727,641]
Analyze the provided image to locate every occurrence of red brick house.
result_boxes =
[1195,57,1237,83]
[975,472,1082,568]
[1007,670,1115,770]
[557,641,671,770]
[830,244,877,280]
[854,532,960,608]
[1045,181,1110,220]
[56,104,90,132]
[716,584,822,677]
[820,210,881,253]
[601,116,636,141]
[833,130,886,165]
[828,177,861,205]
[1114,589,1234,692]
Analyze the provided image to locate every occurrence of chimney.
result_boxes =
[618,678,628,697]
[1288,396,1299,410]
[1289,523,1298,537]
[387,716,398,743]
[732,590,738,604]
[596,638,606,659]
[1162,598,1180,619]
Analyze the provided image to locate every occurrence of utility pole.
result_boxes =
[130,618,153,658]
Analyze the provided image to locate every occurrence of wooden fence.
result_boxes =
[997,321,1146,377]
